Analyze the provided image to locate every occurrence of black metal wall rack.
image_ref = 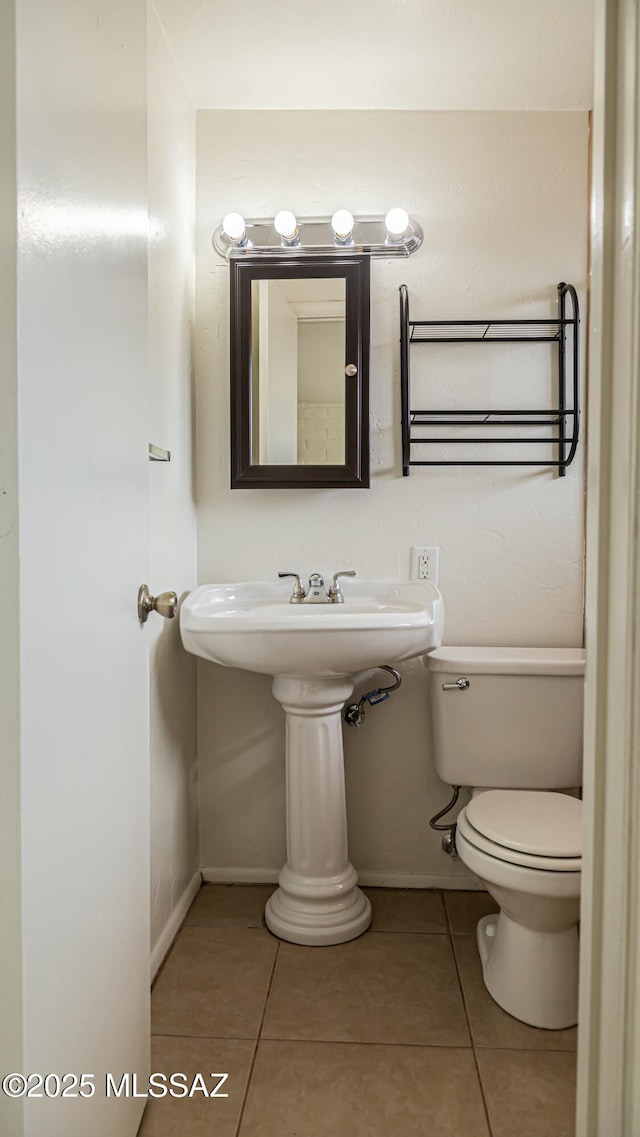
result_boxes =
[400,282,580,476]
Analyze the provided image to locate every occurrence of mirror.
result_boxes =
[250,278,346,466]
[230,256,370,488]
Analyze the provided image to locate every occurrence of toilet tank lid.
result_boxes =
[426,646,586,676]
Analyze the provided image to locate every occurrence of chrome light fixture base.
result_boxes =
[213,215,423,259]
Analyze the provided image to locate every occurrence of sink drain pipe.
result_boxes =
[429,786,461,858]
[343,666,402,728]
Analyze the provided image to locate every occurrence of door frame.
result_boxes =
[578,0,640,1131]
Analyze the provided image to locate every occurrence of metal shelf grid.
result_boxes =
[400,283,580,476]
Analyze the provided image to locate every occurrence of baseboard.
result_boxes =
[150,868,202,982]
[201,866,484,891]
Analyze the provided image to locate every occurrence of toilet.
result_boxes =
[427,646,586,1030]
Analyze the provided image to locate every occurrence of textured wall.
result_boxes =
[147,2,199,971]
[155,0,594,112]
[195,110,588,886]
[297,403,344,465]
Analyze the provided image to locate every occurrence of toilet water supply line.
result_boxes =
[343,666,402,728]
[429,786,461,859]
[343,667,460,858]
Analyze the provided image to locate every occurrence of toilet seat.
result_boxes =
[458,790,582,872]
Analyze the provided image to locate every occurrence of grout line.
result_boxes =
[445,903,494,1137]
[258,941,280,1040]
[233,1038,259,1137]
[147,1029,575,1054]
[182,922,266,930]
[149,1029,260,1041]
[146,1028,475,1050]
[248,1035,472,1050]
[149,1030,575,1056]
[472,1043,579,1055]
[366,927,450,936]
[233,941,281,1137]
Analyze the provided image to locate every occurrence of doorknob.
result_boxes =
[137,584,178,624]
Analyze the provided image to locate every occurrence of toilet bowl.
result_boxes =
[456,789,581,1029]
[427,646,586,1029]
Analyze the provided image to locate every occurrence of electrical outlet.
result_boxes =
[410,546,440,584]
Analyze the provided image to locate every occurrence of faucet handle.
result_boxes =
[278,572,307,604]
[328,570,356,604]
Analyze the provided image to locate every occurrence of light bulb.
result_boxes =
[274,210,298,240]
[222,212,246,243]
[385,207,410,238]
[331,209,355,240]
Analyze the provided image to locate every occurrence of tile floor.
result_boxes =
[139,885,577,1137]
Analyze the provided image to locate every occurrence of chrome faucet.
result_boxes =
[279,570,356,604]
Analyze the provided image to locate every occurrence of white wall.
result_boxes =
[147,2,199,978]
[297,403,345,466]
[297,320,345,402]
[195,110,588,886]
[154,0,594,113]
[257,281,298,464]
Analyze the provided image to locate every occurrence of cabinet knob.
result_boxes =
[345,363,358,377]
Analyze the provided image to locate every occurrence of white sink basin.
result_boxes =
[180,578,444,678]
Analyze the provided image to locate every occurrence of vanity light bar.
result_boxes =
[212,212,423,259]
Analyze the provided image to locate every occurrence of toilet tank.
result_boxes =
[427,647,586,789]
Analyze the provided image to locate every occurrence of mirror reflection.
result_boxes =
[250,278,346,465]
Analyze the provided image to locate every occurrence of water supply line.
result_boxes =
[343,669,459,859]
[429,786,461,858]
[343,666,402,728]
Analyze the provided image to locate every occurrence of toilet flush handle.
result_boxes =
[442,677,470,691]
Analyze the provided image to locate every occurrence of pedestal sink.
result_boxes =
[180,578,444,945]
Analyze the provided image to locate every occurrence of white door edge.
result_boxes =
[578,0,640,1131]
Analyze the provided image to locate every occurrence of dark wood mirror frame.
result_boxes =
[230,255,370,489]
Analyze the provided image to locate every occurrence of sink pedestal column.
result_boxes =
[265,675,372,946]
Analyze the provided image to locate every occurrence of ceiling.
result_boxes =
[154,0,594,111]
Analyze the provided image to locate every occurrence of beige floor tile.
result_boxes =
[239,1039,489,1137]
[137,1035,254,1137]
[364,887,447,933]
[477,1048,576,1137]
[185,883,275,928]
[444,889,499,933]
[454,935,577,1050]
[152,927,278,1039]
[263,932,469,1047]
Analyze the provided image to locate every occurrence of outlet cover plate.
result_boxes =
[410,546,440,584]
